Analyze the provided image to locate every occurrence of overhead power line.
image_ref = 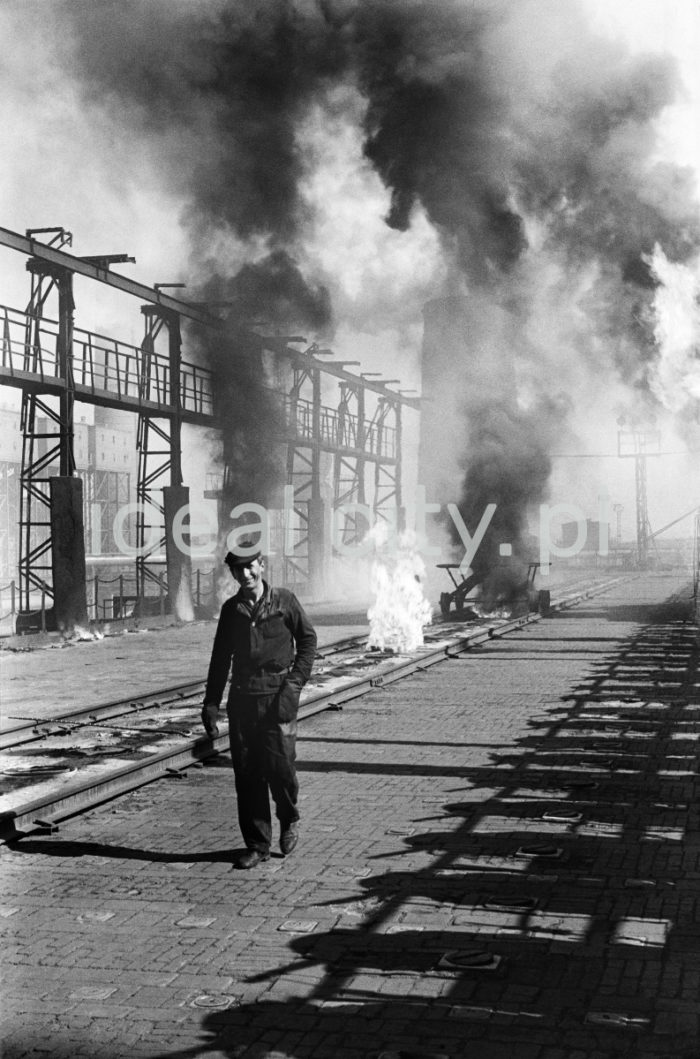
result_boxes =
[550,450,700,459]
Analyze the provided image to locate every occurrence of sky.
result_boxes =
[0,0,698,553]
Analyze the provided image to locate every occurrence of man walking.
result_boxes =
[201,542,317,868]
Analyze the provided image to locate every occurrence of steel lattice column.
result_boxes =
[284,363,319,587]
[332,382,366,546]
[136,306,193,619]
[17,227,86,628]
[372,397,402,530]
[136,307,170,597]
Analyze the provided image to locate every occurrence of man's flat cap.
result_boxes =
[224,540,262,567]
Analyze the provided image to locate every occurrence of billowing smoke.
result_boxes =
[214,251,332,333]
[186,259,331,512]
[61,0,340,510]
[56,0,700,583]
[187,314,283,512]
[458,398,571,584]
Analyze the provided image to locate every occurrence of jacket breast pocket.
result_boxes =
[260,613,287,639]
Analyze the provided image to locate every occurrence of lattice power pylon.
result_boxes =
[618,428,660,567]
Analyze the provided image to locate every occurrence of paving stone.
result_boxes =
[3,574,699,1056]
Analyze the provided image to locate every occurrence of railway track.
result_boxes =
[0,574,628,842]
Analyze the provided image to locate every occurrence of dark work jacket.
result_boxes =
[203,582,317,706]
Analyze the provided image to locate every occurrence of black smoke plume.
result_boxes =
[63,0,700,346]
[63,0,340,507]
[187,261,329,512]
[59,0,700,581]
[456,396,571,605]
[219,251,332,333]
[187,312,284,519]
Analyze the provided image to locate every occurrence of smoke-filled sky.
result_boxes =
[0,0,698,546]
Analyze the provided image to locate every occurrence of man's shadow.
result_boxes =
[6,837,273,864]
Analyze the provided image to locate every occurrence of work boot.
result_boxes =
[280,821,299,856]
[237,849,270,869]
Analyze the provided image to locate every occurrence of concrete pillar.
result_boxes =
[308,493,330,599]
[50,476,88,630]
[164,484,194,621]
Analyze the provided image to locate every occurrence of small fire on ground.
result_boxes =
[64,625,105,642]
[367,528,433,654]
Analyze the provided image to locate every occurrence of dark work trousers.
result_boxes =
[226,691,299,853]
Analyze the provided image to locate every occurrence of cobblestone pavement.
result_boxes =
[1,572,698,1058]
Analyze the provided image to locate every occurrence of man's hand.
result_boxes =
[277,680,302,723]
[201,703,220,738]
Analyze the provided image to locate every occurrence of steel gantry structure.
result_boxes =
[0,224,419,630]
[0,225,216,630]
[280,348,405,592]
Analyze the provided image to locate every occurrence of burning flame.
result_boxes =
[648,243,700,411]
[367,526,433,653]
[174,576,195,623]
[70,625,104,642]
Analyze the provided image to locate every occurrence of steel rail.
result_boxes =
[0,633,371,752]
[0,681,205,752]
[0,576,627,842]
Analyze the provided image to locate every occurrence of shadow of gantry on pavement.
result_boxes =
[2,577,699,1059]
